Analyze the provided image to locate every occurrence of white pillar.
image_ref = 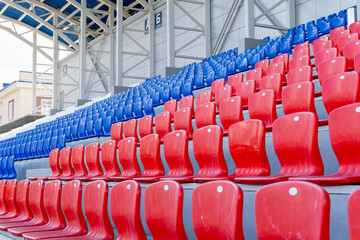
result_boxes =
[149,0,155,77]
[53,15,59,109]
[32,32,37,115]
[116,0,123,86]
[287,0,296,28]
[244,0,255,38]
[79,0,87,99]
[167,0,175,67]
[357,0,360,21]
[204,0,211,57]
[109,6,115,92]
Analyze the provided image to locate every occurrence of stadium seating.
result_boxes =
[154,111,171,141]
[138,115,153,138]
[194,102,216,129]
[219,96,243,132]
[248,90,278,128]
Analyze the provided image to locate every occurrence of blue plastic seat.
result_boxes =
[236,58,250,71]
[115,107,124,122]
[58,135,66,150]
[30,141,38,158]
[266,43,280,58]
[78,121,87,139]
[37,139,45,157]
[144,98,155,116]
[171,86,182,100]
[85,120,96,138]
[317,17,331,34]
[134,101,145,118]
[64,126,72,141]
[182,82,193,96]
[94,118,105,136]
[50,136,58,151]
[43,138,51,156]
[6,156,16,179]
[71,125,80,141]
[280,40,292,54]
[124,104,134,119]
[19,143,25,160]
[161,88,171,103]
[25,142,31,158]
[0,156,8,179]
[195,74,205,88]
[103,116,112,136]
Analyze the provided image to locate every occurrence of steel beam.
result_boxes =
[116,0,123,86]
[167,0,175,67]
[32,32,37,115]
[79,0,87,99]
[109,6,114,92]
[287,0,296,28]
[204,0,211,57]
[149,0,155,77]
[53,15,59,109]
[244,0,255,38]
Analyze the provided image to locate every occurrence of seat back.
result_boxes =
[318,57,347,85]
[330,26,346,40]
[289,55,310,70]
[118,138,141,177]
[138,115,153,138]
[28,180,48,223]
[332,29,350,47]
[193,125,228,178]
[110,122,123,145]
[255,181,330,240]
[85,143,103,177]
[283,81,316,115]
[273,54,289,70]
[211,78,225,98]
[273,112,323,176]
[292,47,310,58]
[164,100,177,121]
[196,91,212,106]
[195,102,216,129]
[236,80,256,106]
[265,62,285,82]
[294,42,309,52]
[227,73,243,93]
[313,40,333,56]
[164,130,193,177]
[313,36,330,48]
[322,72,360,114]
[83,181,114,239]
[338,33,359,56]
[59,147,74,177]
[49,149,61,177]
[72,145,88,177]
[174,108,193,138]
[44,180,66,228]
[100,140,121,177]
[154,111,171,141]
[124,119,138,142]
[219,96,243,132]
[62,180,87,235]
[344,40,360,69]
[139,134,165,177]
[315,48,338,70]
[215,86,232,107]
[15,180,32,220]
[192,181,244,240]
[144,181,187,239]
[255,59,270,74]
[245,68,263,88]
[248,90,278,127]
[287,65,313,86]
[228,120,270,177]
[260,73,282,100]
[179,96,194,116]
[0,180,7,214]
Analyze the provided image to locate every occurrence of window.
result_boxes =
[8,100,14,120]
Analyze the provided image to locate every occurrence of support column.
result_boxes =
[53,15,59,110]
[109,6,115,92]
[32,32,37,115]
[204,0,211,57]
[79,0,87,99]
[244,0,255,38]
[167,0,175,67]
[357,0,360,21]
[287,0,296,28]
[116,0,123,87]
[149,0,155,77]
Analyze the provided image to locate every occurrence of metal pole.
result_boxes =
[116,0,123,86]
[109,6,115,92]
[149,0,155,77]
[167,0,175,67]
[204,0,211,57]
[79,0,87,99]
[357,0,360,21]
[53,15,59,109]
[244,0,255,38]
[32,32,37,115]
[287,0,296,28]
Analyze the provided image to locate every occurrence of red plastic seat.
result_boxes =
[193,125,228,182]
[132,134,165,182]
[235,112,323,184]
[313,40,333,56]
[0,180,17,220]
[292,47,310,58]
[192,181,244,240]
[273,54,289,71]
[30,149,60,180]
[144,181,187,239]
[161,130,193,182]
[219,96,243,132]
[110,122,122,145]
[215,85,232,107]
[195,102,216,129]
[260,73,282,100]
[348,188,360,239]
[294,42,309,52]
[314,48,338,71]
[61,145,87,180]
[255,181,330,240]
[313,36,330,48]
[255,59,270,74]
[196,91,211,106]
[235,80,256,106]
[174,107,193,138]
[248,90,278,128]
[322,72,360,114]
[246,68,263,88]
[0,180,31,224]
[76,143,103,181]
[355,53,360,73]
[23,180,87,240]
[228,120,270,179]
[332,29,350,48]
[45,181,114,240]
[289,55,310,70]
[47,147,73,180]
[350,21,360,33]
[282,81,316,115]
[8,180,66,236]
[0,180,47,231]
[318,57,346,85]
[330,26,346,40]
[344,40,360,70]
[266,62,285,83]
[111,137,142,181]
[138,115,153,138]
[124,119,139,142]
[111,181,146,240]
[179,95,194,117]
[338,33,359,56]
[0,180,7,215]
[92,140,121,180]
[154,111,171,141]
[211,78,225,98]
[164,99,177,121]
[227,73,243,94]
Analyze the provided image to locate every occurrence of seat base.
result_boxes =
[193,176,229,183]
[290,175,360,185]
[234,176,288,184]
[23,228,87,240]
[132,177,161,183]
[109,176,133,181]
[160,176,193,183]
